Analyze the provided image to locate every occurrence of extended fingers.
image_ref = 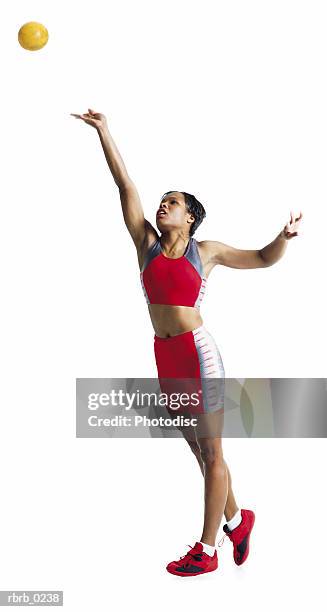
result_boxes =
[290,210,304,223]
[287,209,304,229]
[282,209,303,238]
[70,112,92,119]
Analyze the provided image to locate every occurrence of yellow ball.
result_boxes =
[18,22,49,51]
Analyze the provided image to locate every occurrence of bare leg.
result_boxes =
[223,461,239,521]
[186,438,239,522]
[196,437,228,546]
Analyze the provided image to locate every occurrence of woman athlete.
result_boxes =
[71,108,303,576]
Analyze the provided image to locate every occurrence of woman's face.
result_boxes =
[156,192,194,232]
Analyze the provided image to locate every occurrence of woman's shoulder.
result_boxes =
[138,225,160,272]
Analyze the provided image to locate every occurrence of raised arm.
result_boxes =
[70,108,155,249]
[199,211,303,269]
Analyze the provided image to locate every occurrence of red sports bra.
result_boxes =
[140,237,207,308]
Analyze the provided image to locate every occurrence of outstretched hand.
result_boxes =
[281,211,303,240]
[70,108,108,130]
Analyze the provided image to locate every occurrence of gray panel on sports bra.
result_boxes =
[185,238,203,277]
[142,236,203,276]
[141,238,161,272]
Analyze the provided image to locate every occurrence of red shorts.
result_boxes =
[154,325,225,415]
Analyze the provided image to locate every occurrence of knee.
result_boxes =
[199,444,225,471]
[188,440,201,456]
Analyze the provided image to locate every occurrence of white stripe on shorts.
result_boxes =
[192,325,225,412]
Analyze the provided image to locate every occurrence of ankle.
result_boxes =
[225,506,240,522]
[226,509,242,531]
[200,537,216,548]
[200,541,216,556]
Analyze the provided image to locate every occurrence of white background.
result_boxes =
[1,0,326,609]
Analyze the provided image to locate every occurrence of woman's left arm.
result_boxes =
[199,210,303,269]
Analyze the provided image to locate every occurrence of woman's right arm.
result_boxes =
[71,109,154,249]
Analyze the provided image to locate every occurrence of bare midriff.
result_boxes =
[148,304,203,338]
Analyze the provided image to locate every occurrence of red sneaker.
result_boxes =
[166,542,218,577]
[218,509,255,565]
